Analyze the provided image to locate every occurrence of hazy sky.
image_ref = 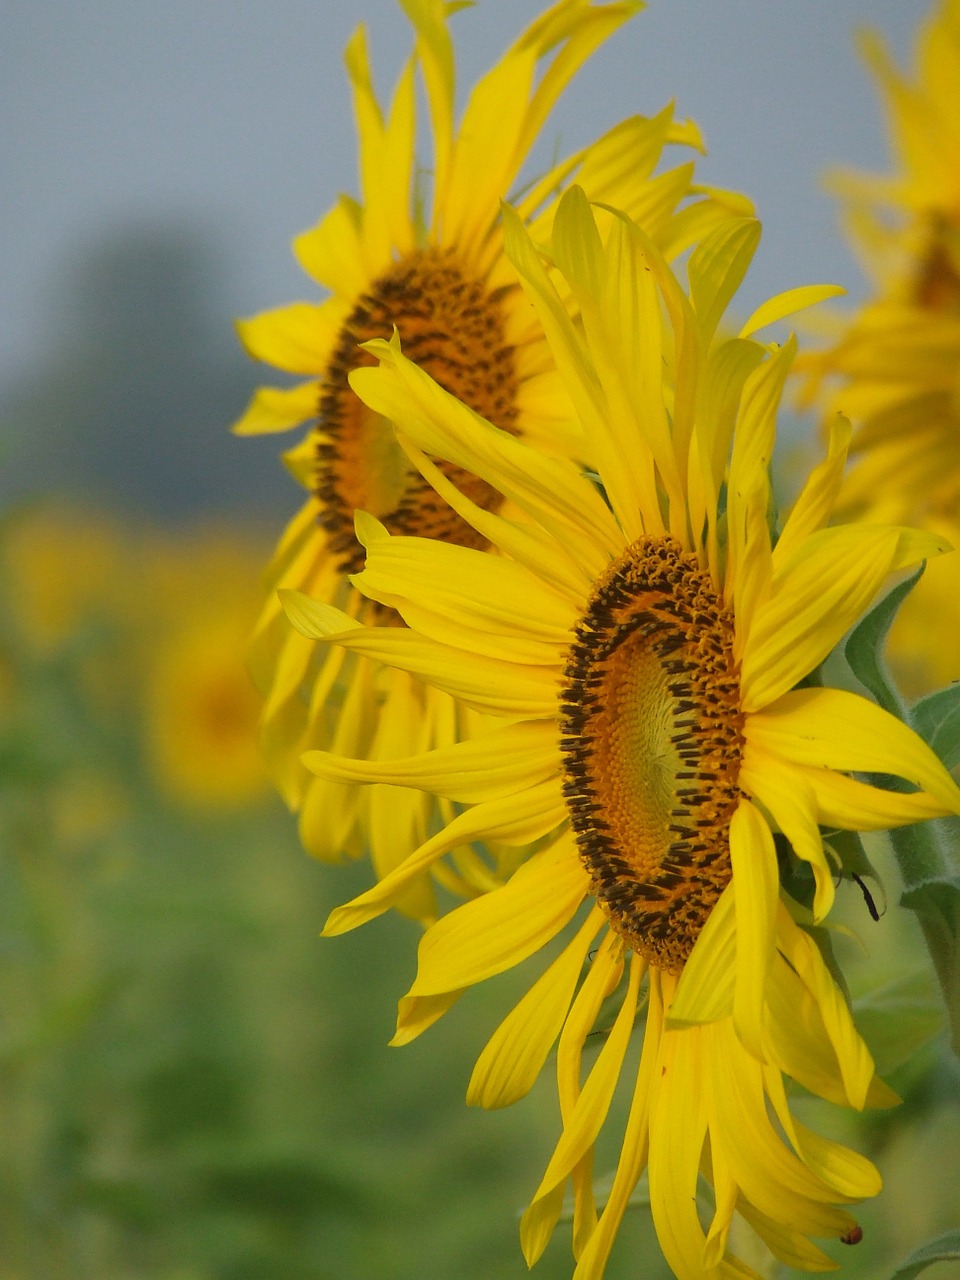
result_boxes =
[5,1,926,378]
[2,1,928,521]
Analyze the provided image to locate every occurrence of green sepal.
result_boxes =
[900,867,960,1060]
[852,968,945,1079]
[886,1229,960,1279]
[842,566,960,1059]
[844,565,923,717]
[910,682,960,772]
[823,828,887,917]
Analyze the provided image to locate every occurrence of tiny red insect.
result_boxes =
[840,1225,864,1246]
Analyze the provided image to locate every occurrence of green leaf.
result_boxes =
[910,683,960,771]
[824,828,886,913]
[900,871,960,1059]
[889,674,960,1060]
[887,1228,960,1279]
[844,566,923,717]
[852,968,945,1077]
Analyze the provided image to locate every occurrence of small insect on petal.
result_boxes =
[840,1225,864,1246]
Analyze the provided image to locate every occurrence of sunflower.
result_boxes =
[281,189,960,1278]
[140,531,270,812]
[232,0,750,918]
[799,0,960,525]
[797,0,960,691]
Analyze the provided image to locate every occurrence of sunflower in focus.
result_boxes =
[233,0,750,917]
[282,191,960,1278]
[798,0,960,689]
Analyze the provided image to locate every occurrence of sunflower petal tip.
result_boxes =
[354,508,390,546]
[279,589,357,640]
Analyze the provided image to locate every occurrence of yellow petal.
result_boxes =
[764,949,859,1109]
[400,0,454,224]
[689,217,761,341]
[349,336,621,576]
[765,1069,881,1199]
[352,522,578,662]
[727,338,795,546]
[667,882,735,1028]
[396,435,594,602]
[525,952,642,1208]
[235,302,339,375]
[572,970,662,1280]
[735,1199,841,1273]
[323,782,567,935]
[281,589,559,718]
[738,283,845,338]
[344,25,415,264]
[776,905,876,1109]
[773,414,851,561]
[303,719,558,804]
[647,1021,711,1279]
[705,1022,855,1236]
[729,799,778,1060]
[551,187,671,539]
[409,834,588,996]
[741,747,836,921]
[512,1,644,185]
[747,686,960,813]
[797,760,947,830]
[520,1183,567,1270]
[293,196,369,296]
[230,381,320,435]
[440,36,537,253]
[520,929,623,1267]
[467,907,605,1110]
[391,990,462,1046]
[745,524,950,712]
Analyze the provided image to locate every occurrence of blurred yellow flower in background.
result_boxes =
[232,0,751,918]
[283,191,958,1278]
[799,0,960,692]
[2,501,127,656]
[1,501,140,722]
[139,531,270,813]
[0,503,270,814]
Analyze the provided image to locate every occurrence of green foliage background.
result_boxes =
[2,543,960,1280]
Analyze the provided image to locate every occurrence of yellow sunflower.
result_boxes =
[797,0,960,690]
[798,0,960,523]
[139,531,270,812]
[282,190,960,1278]
[232,0,750,917]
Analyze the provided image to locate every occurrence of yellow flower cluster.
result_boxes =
[1,503,270,813]
[234,2,960,1278]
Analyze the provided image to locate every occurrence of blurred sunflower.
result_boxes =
[139,531,271,812]
[797,0,960,689]
[2,501,126,654]
[0,500,139,717]
[282,190,960,1278]
[233,0,750,917]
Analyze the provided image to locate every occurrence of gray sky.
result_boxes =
[2,1,926,515]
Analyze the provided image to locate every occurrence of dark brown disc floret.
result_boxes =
[914,213,960,311]
[316,247,519,576]
[559,536,744,973]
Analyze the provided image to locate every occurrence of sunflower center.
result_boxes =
[316,248,519,576]
[560,536,744,973]
[914,217,960,311]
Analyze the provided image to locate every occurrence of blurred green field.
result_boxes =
[2,508,959,1280]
